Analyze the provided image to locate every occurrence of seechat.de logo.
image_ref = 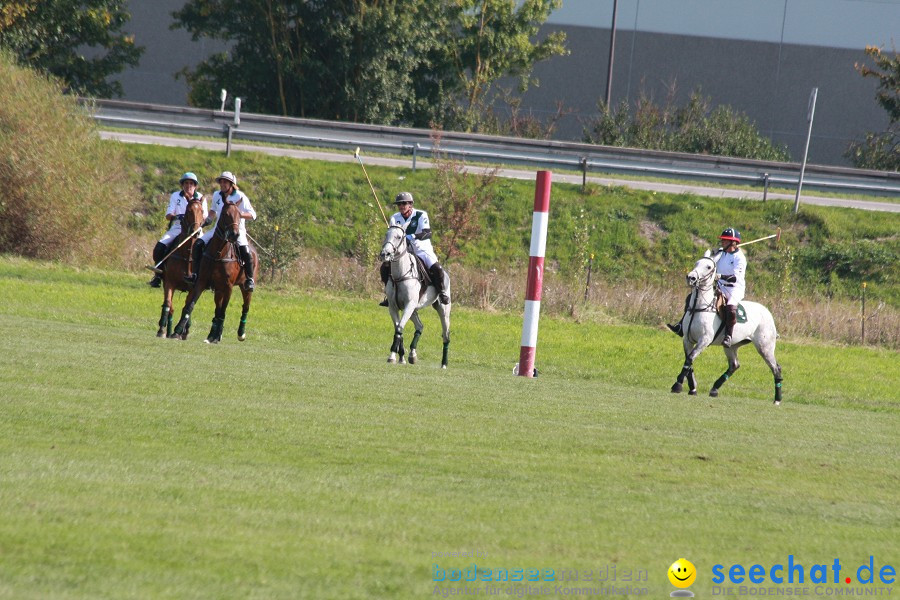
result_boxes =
[711,556,896,585]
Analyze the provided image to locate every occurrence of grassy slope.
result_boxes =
[119,143,900,306]
[1,258,897,599]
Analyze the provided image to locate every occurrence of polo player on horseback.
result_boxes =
[147,172,209,287]
[185,171,257,291]
[378,192,450,306]
[667,227,747,347]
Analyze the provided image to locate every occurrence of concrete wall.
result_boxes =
[520,25,890,165]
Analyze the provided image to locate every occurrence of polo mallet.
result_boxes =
[354,147,389,226]
[145,227,202,274]
[737,227,782,249]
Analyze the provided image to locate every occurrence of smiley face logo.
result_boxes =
[668,558,697,588]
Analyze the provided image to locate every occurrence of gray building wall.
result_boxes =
[116,0,899,166]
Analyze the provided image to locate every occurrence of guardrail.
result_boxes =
[86,98,900,198]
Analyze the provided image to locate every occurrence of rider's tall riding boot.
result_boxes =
[666,293,691,336]
[239,245,255,291]
[722,305,738,347]
[429,263,450,305]
[148,242,168,287]
[184,240,205,285]
[378,261,390,307]
[667,319,684,337]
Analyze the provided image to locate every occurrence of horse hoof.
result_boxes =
[408,354,417,365]
[774,400,781,406]
[156,331,165,338]
[689,389,698,396]
[441,365,447,370]
[387,357,396,364]
[238,334,246,342]
[671,383,683,393]
[709,389,719,398]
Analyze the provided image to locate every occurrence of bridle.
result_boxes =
[213,201,240,243]
[383,225,417,283]
[686,255,718,312]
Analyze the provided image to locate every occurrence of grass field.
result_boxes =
[1,257,898,599]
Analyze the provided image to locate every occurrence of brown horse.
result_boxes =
[156,198,204,338]
[172,200,258,343]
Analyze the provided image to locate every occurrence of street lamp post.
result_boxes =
[605,0,619,109]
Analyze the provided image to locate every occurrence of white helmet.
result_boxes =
[216,171,237,185]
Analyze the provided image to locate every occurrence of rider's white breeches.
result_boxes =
[159,222,182,245]
[414,246,438,269]
[721,286,744,306]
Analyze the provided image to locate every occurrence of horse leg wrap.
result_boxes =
[712,371,731,391]
[774,377,783,403]
[208,317,224,341]
[158,304,170,329]
[676,363,692,384]
[442,340,449,367]
[238,312,248,337]
[687,368,697,394]
[410,330,422,351]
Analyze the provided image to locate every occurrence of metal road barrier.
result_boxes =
[85,99,900,198]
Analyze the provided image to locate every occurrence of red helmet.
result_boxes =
[719,228,741,242]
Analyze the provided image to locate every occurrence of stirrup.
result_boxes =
[722,335,733,348]
[378,298,389,307]
[667,322,683,336]
[184,273,197,284]
[438,293,450,305]
[244,278,255,291]
[148,276,161,288]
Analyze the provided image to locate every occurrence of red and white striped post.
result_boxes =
[518,170,552,378]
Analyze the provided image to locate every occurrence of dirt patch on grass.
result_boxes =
[639,220,668,243]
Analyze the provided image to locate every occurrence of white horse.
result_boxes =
[671,250,783,404]
[379,225,451,367]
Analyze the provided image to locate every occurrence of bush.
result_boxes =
[0,50,133,264]
[584,89,791,161]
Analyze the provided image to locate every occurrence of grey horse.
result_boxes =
[671,250,783,404]
[379,225,451,367]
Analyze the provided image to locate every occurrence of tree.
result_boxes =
[175,0,440,122]
[0,0,142,98]
[172,0,566,130]
[425,0,568,131]
[846,45,899,171]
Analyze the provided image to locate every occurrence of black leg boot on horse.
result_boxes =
[239,245,255,291]
[378,261,390,307]
[148,242,169,287]
[429,263,450,305]
[667,293,691,336]
[184,240,205,285]
[722,305,738,347]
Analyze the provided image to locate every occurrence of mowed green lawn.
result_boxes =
[1,257,897,599]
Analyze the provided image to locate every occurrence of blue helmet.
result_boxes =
[719,228,741,242]
[180,172,199,185]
